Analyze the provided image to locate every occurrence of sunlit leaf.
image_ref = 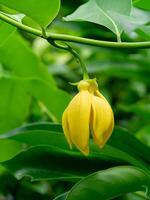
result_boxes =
[64,0,131,37]
[0,0,61,28]
[109,7,150,33]
[0,30,55,84]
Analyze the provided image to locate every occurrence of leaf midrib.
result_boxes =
[95,0,121,37]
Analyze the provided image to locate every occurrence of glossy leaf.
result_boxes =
[4,122,150,165]
[109,127,150,164]
[1,145,124,181]
[65,166,150,200]
[0,123,150,180]
[64,0,131,36]
[0,0,60,28]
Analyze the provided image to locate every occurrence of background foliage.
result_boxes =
[0,0,150,199]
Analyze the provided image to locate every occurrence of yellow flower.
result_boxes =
[62,79,114,155]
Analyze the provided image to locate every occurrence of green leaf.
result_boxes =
[134,0,150,11]
[0,0,60,28]
[119,192,148,200]
[3,123,150,165]
[1,123,150,180]
[0,20,15,47]
[2,76,71,122]
[0,11,25,22]
[64,0,131,38]
[109,7,150,34]
[54,192,69,200]
[7,123,149,166]
[22,79,71,122]
[0,78,30,133]
[0,29,71,122]
[1,145,125,181]
[0,31,55,84]
[136,125,150,146]
[0,29,67,130]
[65,166,150,200]
[54,190,148,200]
[108,127,150,164]
[0,139,25,162]
[136,25,150,40]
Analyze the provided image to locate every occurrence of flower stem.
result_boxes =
[47,39,89,79]
[69,48,89,80]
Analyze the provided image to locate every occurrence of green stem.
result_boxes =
[48,40,89,79]
[117,34,122,43]
[0,12,150,49]
[48,33,150,49]
[0,12,42,36]
[70,48,89,80]
[41,27,47,38]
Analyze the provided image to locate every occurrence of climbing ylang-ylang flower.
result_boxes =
[62,79,114,155]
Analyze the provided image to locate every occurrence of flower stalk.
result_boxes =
[48,39,89,80]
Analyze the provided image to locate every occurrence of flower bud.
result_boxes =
[62,79,114,155]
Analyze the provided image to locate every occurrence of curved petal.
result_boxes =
[62,108,72,149]
[67,91,92,155]
[95,90,106,100]
[91,95,114,148]
[102,110,114,147]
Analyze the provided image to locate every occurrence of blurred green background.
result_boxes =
[0,0,150,199]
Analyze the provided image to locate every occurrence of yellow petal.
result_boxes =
[95,90,106,100]
[62,108,72,149]
[102,111,114,147]
[67,91,92,155]
[91,95,114,148]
